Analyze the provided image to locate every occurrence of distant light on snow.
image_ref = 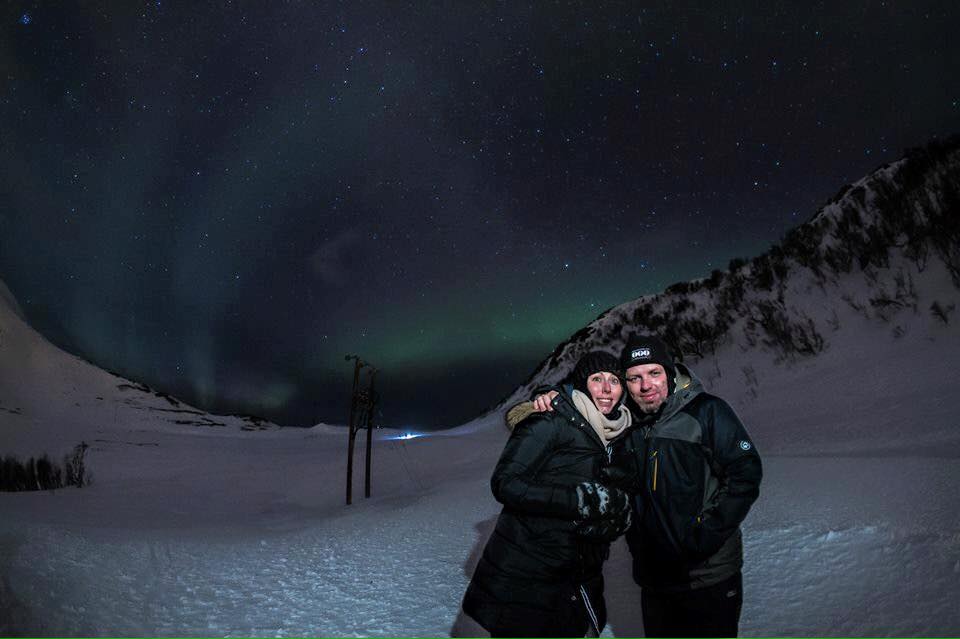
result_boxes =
[386,431,425,441]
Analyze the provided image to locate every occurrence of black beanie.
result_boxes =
[619,334,676,393]
[571,350,622,396]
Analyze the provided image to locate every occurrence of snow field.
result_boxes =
[3,476,498,637]
[744,523,960,636]
[3,428,959,637]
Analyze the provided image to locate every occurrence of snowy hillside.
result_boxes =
[502,137,960,454]
[0,279,280,458]
[2,138,960,636]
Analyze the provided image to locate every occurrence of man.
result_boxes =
[532,333,762,637]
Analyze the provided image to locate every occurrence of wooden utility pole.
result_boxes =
[344,354,366,506]
[363,367,378,499]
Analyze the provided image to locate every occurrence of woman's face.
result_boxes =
[585,371,623,415]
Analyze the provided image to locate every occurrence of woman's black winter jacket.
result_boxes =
[461,393,626,637]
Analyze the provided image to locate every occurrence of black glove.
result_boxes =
[575,482,630,520]
[576,505,632,541]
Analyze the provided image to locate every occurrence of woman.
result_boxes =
[461,351,633,637]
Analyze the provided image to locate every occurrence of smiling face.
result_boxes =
[625,363,670,414]
[585,371,623,415]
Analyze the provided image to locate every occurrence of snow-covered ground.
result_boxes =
[2,406,959,637]
[0,419,504,637]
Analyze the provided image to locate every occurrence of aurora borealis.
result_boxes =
[1,2,957,427]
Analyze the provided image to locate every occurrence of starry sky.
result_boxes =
[1,2,957,429]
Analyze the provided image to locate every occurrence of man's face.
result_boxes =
[625,363,669,414]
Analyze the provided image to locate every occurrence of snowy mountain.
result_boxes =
[502,136,960,454]
[0,277,279,457]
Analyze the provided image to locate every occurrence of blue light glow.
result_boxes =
[384,431,425,441]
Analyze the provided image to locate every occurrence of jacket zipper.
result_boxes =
[651,450,659,492]
[645,446,684,556]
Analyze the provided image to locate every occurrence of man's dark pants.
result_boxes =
[640,571,743,638]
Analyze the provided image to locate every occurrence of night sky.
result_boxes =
[1,2,957,429]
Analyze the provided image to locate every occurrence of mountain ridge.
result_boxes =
[497,135,960,452]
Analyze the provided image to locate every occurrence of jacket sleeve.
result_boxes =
[689,396,763,558]
[528,381,574,401]
[499,383,568,432]
[490,413,580,520]
[504,401,536,431]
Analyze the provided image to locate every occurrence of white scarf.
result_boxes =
[571,389,632,444]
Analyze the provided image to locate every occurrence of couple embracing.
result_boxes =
[461,334,763,638]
